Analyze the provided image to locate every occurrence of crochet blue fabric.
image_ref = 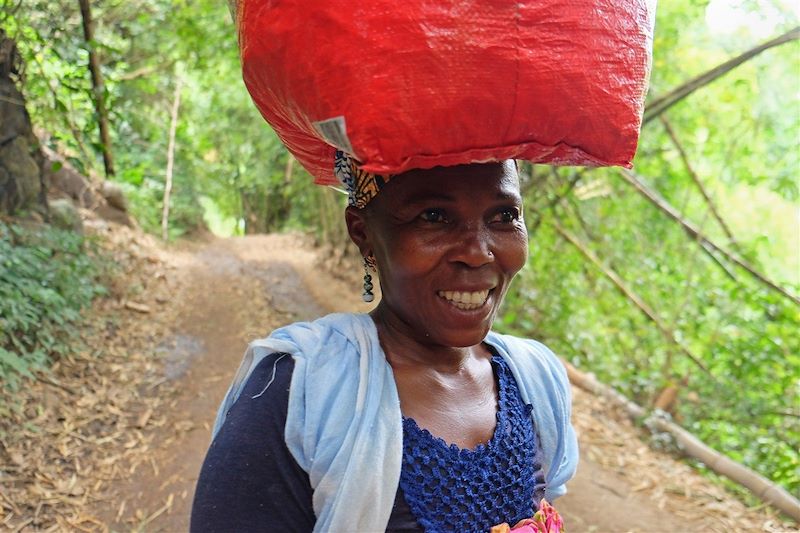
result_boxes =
[400,355,546,531]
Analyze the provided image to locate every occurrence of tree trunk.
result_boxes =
[161,77,183,241]
[77,0,115,177]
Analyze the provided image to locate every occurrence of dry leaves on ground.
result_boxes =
[0,221,185,532]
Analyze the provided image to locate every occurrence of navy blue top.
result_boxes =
[191,352,545,532]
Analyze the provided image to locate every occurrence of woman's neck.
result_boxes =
[370,305,489,372]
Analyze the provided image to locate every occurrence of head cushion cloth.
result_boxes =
[334,151,393,209]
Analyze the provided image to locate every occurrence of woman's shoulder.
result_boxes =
[263,312,374,355]
[486,331,565,375]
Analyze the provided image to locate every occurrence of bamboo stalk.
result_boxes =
[643,27,800,124]
[563,360,800,522]
[161,76,183,242]
[553,222,714,377]
[618,169,800,306]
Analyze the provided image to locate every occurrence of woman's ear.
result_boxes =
[345,205,371,257]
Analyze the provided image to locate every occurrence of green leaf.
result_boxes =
[0,348,33,378]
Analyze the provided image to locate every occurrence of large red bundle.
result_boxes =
[234,1,655,185]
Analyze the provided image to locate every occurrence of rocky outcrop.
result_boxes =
[43,148,96,208]
[0,30,45,216]
[42,146,136,228]
[49,198,84,234]
[1,30,134,229]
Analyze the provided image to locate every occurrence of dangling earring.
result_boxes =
[362,257,375,303]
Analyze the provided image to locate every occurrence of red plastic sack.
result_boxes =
[235,0,655,185]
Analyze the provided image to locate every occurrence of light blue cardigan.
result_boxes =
[212,313,578,533]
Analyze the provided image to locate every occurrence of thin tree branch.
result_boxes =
[528,169,582,234]
[161,76,183,241]
[116,60,176,82]
[660,116,743,256]
[760,410,800,420]
[553,222,715,378]
[0,95,23,106]
[699,241,738,282]
[643,27,800,124]
[618,169,800,306]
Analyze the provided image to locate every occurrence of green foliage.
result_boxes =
[498,2,800,493]
[4,0,310,237]
[0,222,107,386]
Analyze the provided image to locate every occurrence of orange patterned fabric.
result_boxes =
[334,150,393,209]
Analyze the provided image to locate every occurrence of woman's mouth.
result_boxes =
[436,289,491,310]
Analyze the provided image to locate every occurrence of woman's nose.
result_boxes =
[449,225,494,267]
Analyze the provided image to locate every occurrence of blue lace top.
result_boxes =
[399,355,547,531]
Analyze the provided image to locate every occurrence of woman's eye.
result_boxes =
[491,207,521,224]
[419,208,448,223]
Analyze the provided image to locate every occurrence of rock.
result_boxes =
[0,136,41,212]
[95,203,136,228]
[49,198,83,234]
[0,32,46,215]
[44,152,96,208]
[101,180,128,211]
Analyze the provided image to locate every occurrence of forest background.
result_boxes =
[1,0,799,502]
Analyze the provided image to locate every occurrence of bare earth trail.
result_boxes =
[98,234,790,532]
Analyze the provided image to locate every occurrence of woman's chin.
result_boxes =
[424,296,497,347]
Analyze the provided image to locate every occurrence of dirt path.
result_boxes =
[92,234,791,532]
[94,234,373,530]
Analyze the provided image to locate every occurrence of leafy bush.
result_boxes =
[0,221,107,386]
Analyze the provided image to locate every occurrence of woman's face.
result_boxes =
[349,161,528,348]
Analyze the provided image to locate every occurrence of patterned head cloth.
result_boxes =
[334,150,394,209]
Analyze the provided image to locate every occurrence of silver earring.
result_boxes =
[362,257,375,303]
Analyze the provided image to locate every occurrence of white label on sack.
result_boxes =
[312,116,355,155]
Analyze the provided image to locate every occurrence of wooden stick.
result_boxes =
[553,222,713,377]
[643,27,800,124]
[618,169,800,306]
[563,360,800,522]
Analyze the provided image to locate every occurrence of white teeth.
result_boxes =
[437,289,490,309]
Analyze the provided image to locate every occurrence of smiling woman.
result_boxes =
[348,161,528,354]
[190,0,656,527]
[190,159,578,532]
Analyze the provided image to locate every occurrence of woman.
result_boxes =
[191,155,578,532]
